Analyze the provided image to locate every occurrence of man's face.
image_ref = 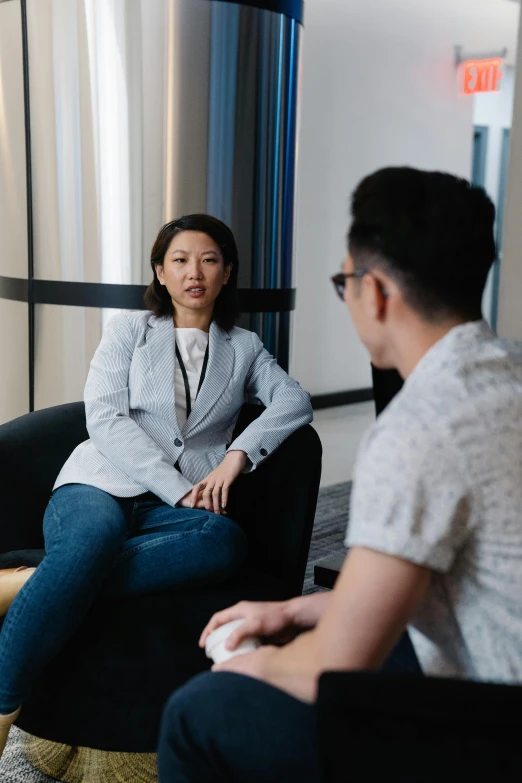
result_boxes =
[342,253,366,340]
[341,253,392,369]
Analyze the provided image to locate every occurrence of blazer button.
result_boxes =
[259,448,268,456]
[174,438,183,447]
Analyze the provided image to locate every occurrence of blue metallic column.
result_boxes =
[206,0,303,370]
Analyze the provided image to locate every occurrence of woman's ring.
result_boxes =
[199,483,205,490]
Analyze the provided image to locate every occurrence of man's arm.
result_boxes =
[213,422,469,699]
[310,546,430,671]
[213,546,430,702]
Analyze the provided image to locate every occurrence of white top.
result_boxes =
[346,320,522,683]
[174,328,209,429]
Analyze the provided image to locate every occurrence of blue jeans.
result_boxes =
[157,635,421,783]
[0,484,247,713]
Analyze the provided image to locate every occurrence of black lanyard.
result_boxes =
[175,343,209,418]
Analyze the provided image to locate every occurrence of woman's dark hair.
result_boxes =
[348,167,496,322]
[144,214,239,332]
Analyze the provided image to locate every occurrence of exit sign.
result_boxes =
[461,58,503,94]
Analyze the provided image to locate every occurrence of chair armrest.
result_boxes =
[230,421,322,595]
[317,671,522,781]
[0,402,88,552]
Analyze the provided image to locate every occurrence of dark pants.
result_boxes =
[157,632,421,782]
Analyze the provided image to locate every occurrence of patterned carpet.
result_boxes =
[303,481,351,594]
[0,481,351,782]
[1,729,56,783]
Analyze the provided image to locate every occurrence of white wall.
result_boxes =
[291,0,520,396]
[498,14,522,340]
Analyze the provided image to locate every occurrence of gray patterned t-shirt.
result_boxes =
[346,319,522,682]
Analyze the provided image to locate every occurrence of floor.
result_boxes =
[311,401,375,487]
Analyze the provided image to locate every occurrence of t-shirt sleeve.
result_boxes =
[345,423,474,573]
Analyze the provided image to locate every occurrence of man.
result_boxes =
[158,167,522,782]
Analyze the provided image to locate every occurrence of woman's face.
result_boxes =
[156,230,231,317]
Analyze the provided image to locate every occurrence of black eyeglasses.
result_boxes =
[330,270,367,301]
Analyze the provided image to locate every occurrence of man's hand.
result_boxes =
[188,450,247,514]
[199,593,332,652]
[199,600,297,651]
[211,645,279,680]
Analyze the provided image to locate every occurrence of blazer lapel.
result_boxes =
[145,315,180,434]
[183,321,234,436]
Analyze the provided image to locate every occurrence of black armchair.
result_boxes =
[0,402,321,762]
[317,671,522,781]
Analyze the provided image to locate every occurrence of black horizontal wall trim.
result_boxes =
[311,387,374,410]
[0,276,296,314]
[0,276,29,303]
[33,280,148,310]
[208,0,304,24]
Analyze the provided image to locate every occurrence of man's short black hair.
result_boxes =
[348,167,496,321]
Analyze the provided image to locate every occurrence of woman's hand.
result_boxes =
[188,450,247,514]
[178,492,206,510]
[199,600,297,651]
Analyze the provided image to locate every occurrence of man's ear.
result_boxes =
[364,274,389,321]
[155,264,165,286]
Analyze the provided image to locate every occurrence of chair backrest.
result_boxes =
[0,402,88,552]
[317,671,522,781]
[371,366,404,417]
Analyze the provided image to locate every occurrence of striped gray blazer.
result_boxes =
[54,311,313,507]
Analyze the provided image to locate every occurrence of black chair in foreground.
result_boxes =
[318,671,522,782]
[0,401,321,782]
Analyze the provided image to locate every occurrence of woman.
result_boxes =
[0,214,313,754]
